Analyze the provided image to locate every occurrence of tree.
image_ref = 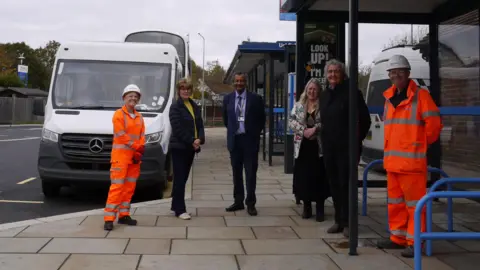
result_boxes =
[358,64,372,96]
[0,42,49,90]
[382,25,429,49]
[206,60,226,82]
[35,40,60,76]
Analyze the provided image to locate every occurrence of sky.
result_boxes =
[0,0,424,70]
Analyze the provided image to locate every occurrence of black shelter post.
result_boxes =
[284,45,295,174]
[295,10,305,101]
[268,56,275,166]
[348,0,359,256]
[262,60,267,162]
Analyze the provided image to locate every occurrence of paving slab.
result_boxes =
[242,239,333,254]
[134,207,197,216]
[252,226,299,239]
[236,254,340,270]
[293,224,381,239]
[225,216,296,227]
[81,215,157,227]
[197,207,235,216]
[138,255,238,270]
[234,207,297,216]
[59,254,140,270]
[328,253,412,270]
[0,238,51,253]
[156,216,225,227]
[0,226,26,237]
[106,226,185,239]
[192,194,224,200]
[0,254,68,270]
[39,238,128,254]
[124,239,171,255]
[170,240,244,255]
[188,227,255,239]
[435,253,480,270]
[17,223,108,238]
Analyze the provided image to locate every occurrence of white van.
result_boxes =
[362,45,430,166]
[34,41,182,197]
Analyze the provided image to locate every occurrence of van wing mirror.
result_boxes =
[33,99,45,116]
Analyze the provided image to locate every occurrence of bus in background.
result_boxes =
[362,45,430,169]
[124,30,191,77]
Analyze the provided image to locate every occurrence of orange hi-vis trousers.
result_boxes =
[104,162,140,222]
[387,171,427,246]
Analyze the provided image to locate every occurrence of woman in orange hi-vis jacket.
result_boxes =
[375,55,442,258]
[104,84,145,231]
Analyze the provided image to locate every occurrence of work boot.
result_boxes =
[118,216,137,226]
[401,246,415,258]
[343,227,349,238]
[327,224,344,234]
[376,239,405,249]
[302,201,312,219]
[104,221,114,231]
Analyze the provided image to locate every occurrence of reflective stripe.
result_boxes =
[129,134,140,140]
[111,167,122,171]
[384,150,426,159]
[105,204,118,209]
[111,178,124,184]
[112,144,135,150]
[391,229,407,236]
[104,211,116,216]
[128,141,134,147]
[126,177,137,183]
[388,197,405,204]
[119,208,129,213]
[121,202,130,207]
[385,86,420,127]
[406,233,414,239]
[115,130,126,137]
[384,118,424,125]
[406,200,418,207]
[422,111,440,118]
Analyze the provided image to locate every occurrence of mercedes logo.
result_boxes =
[88,138,104,153]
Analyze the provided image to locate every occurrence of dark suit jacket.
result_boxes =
[169,98,205,151]
[222,91,266,153]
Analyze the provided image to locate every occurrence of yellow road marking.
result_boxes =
[0,200,43,204]
[17,177,36,185]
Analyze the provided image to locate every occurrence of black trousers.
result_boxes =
[171,148,195,216]
[323,145,350,227]
[230,135,259,206]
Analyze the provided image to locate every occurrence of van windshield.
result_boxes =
[52,60,171,112]
[366,79,392,107]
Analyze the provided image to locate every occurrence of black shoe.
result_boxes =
[226,203,245,212]
[302,202,312,219]
[376,239,405,249]
[104,221,114,231]
[247,206,258,216]
[327,224,344,234]
[295,196,301,205]
[118,216,137,226]
[401,246,415,258]
[343,227,349,238]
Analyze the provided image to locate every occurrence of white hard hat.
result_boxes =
[386,55,411,71]
[122,84,141,98]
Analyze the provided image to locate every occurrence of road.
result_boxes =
[0,126,170,225]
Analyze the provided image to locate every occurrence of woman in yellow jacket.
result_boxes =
[168,78,205,219]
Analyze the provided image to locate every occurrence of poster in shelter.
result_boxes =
[303,23,338,89]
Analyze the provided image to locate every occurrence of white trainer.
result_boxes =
[178,213,191,220]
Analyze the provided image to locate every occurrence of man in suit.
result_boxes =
[223,72,266,216]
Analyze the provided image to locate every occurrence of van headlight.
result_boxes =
[42,128,59,142]
[145,132,162,145]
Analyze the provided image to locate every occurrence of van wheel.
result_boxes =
[42,180,61,198]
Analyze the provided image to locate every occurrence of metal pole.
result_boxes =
[348,0,359,256]
[411,25,414,45]
[198,33,206,121]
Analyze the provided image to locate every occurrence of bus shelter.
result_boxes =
[282,0,479,255]
[224,41,296,168]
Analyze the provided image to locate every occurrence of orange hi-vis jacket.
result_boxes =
[111,106,145,163]
[383,80,442,174]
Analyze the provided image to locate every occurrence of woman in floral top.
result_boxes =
[288,78,330,222]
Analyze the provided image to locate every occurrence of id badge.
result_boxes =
[237,116,245,122]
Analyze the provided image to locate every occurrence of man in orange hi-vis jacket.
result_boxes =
[376,55,442,258]
[104,84,145,231]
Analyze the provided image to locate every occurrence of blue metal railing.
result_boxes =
[425,177,480,256]
[414,191,480,270]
